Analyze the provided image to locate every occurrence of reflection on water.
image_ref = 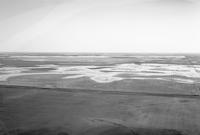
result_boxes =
[0,62,200,84]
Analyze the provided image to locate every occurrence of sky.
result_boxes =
[0,0,200,53]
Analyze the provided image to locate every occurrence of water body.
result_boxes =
[0,54,200,84]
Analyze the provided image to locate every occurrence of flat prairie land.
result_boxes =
[1,53,200,135]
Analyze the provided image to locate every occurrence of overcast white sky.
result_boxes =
[0,0,200,53]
